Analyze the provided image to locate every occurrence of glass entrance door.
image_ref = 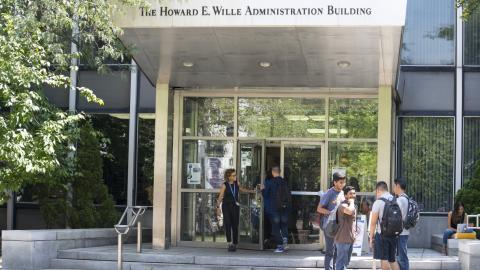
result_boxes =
[237,140,265,249]
[281,142,324,250]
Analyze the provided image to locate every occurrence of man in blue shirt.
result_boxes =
[317,171,346,270]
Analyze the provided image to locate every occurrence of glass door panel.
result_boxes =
[237,140,265,249]
[281,142,323,250]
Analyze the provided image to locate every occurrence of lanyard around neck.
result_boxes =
[227,182,237,200]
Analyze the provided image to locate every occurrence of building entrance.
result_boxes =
[237,140,325,250]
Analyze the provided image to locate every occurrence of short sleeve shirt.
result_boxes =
[371,192,394,234]
[334,203,356,244]
[397,194,409,235]
[319,188,344,226]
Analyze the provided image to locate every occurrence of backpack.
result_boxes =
[323,205,340,238]
[274,179,292,211]
[379,197,403,237]
[401,194,420,229]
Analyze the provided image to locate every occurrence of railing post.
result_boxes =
[117,233,123,270]
[137,221,142,253]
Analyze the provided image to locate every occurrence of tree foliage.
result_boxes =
[0,0,144,203]
[456,163,480,215]
[458,0,480,19]
[35,119,118,228]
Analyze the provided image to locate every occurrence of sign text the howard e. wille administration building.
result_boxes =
[114,0,407,28]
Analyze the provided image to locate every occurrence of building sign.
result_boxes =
[114,0,407,28]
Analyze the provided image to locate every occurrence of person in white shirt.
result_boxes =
[394,178,409,270]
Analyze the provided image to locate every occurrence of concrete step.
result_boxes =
[48,259,410,270]
[50,246,460,270]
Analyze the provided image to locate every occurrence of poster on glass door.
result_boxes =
[205,157,230,189]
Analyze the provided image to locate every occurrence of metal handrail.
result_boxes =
[115,206,149,270]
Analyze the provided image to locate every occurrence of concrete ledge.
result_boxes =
[458,240,480,270]
[1,228,151,270]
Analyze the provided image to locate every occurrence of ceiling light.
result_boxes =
[259,61,271,68]
[183,61,194,67]
[337,61,351,68]
[307,129,326,134]
[284,115,309,121]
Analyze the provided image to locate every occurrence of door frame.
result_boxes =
[236,139,266,250]
[280,141,327,250]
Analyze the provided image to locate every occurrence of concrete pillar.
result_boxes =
[377,85,393,182]
[152,83,172,249]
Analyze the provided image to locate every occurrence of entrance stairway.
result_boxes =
[44,244,460,270]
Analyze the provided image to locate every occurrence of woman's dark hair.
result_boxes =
[224,168,236,181]
[453,201,465,216]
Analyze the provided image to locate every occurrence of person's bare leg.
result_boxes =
[381,260,390,270]
[389,261,400,270]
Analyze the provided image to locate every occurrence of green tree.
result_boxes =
[0,0,144,203]
[458,0,480,19]
[35,119,118,228]
[456,163,480,215]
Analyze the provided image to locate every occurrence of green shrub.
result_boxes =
[456,163,480,215]
[36,119,118,228]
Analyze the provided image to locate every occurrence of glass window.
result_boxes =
[91,114,129,205]
[182,140,234,189]
[401,0,455,65]
[183,97,234,137]
[328,142,378,192]
[464,117,480,184]
[328,98,378,139]
[398,117,454,212]
[180,192,226,242]
[465,11,480,65]
[238,98,326,138]
[137,117,155,206]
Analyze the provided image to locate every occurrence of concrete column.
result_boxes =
[377,85,393,182]
[127,60,139,218]
[455,5,464,192]
[152,83,171,249]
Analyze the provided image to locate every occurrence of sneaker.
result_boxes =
[282,237,289,250]
[227,243,234,252]
[274,246,284,253]
[232,244,237,252]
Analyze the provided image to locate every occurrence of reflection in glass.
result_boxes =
[328,142,377,192]
[238,192,261,244]
[463,118,480,185]
[183,97,234,137]
[401,0,455,65]
[239,142,263,190]
[181,192,226,242]
[182,140,234,189]
[137,117,155,205]
[91,114,129,205]
[329,98,378,139]
[238,98,326,138]
[288,195,320,245]
[284,145,322,191]
[399,117,454,212]
[465,12,480,65]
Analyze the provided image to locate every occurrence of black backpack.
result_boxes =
[401,194,420,229]
[275,179,292,211]
[379,197,403,237]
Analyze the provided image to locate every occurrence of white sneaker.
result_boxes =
[283,237,289,250]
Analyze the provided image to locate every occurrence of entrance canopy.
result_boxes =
[114,0,407,89]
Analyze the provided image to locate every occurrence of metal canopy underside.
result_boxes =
[120,26,402,89]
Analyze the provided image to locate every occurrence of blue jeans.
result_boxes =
[271,211,288,246]
[443,229,456,245]
[324,233,336,270]
[397,235,409,270]
[335,243,353,270]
